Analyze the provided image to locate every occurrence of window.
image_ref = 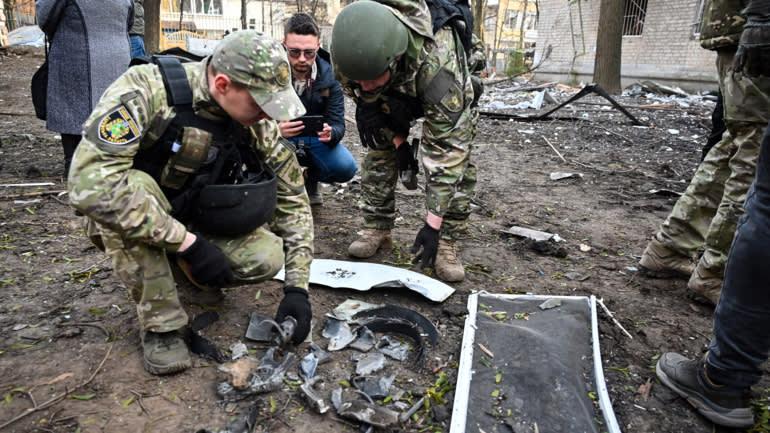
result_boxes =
[249,18,256,30]
[692,0,707,37]
[622,0,648,36]
[505,10,520,29]
[196,0,223,15]
[525,12,537,30]
[169,0,222,15]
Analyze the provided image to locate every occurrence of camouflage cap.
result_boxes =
[211,30,305,121]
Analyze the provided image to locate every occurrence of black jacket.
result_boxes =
[299,49,345,146]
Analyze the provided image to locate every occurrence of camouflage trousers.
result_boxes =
[656,49,770,276]
[85,170,285,333]
[360,141,477,240]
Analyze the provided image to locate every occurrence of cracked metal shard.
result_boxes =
[352,375,395,399]
[349,327,376,352]
[337,399,400,428]
[376,335,410,361]
[323,318,356,351]
[355,352,386,375]
[300,378,330,414]
[245,312,275,342]
[273,259,455,302]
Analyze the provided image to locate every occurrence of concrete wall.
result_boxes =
[534,0,718,92]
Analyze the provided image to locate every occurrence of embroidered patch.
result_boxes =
[97,106,141,145]
[274,62,291,87]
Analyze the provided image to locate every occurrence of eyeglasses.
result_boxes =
[285,47,317,59]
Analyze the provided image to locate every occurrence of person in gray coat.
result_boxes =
[35,0,133,175]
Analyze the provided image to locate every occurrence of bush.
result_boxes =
[505,50,527,77]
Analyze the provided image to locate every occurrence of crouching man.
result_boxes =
[68,31,314,375]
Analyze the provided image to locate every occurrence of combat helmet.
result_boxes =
[331,0,409,81]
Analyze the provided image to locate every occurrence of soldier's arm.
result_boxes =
[68,66,189,251]
[416,28,476,218]
[251,120,314,290]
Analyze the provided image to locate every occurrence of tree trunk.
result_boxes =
[145,0,161,53]
[472,0,485,43]
[592,0,623,93]
[4,0,15,32]
[517,0,528,50]
[178,0,185,31]
[241,0,247,29]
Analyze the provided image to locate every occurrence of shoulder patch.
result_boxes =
[98,106,142,145]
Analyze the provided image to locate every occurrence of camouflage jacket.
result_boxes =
[68,60,314,289]
[338,0,476,217]
[700,0,747,50]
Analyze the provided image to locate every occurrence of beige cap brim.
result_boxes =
[250,85,306,121]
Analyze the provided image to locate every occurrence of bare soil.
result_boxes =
[1,46,767,433]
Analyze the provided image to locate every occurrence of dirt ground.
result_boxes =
[1,46,768,433]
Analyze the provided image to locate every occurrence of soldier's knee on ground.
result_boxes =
[232,238,285,281]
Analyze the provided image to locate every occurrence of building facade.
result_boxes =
[533,0,717,92]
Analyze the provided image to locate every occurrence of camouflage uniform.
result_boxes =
[69,33,313,333]
[336,0,478,240]
[645,0,770,301]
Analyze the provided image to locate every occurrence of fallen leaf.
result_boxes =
[71,393,96,401]
[39,372,74,387]
[637,378,653,401]
[495,372,502,384]
[121,396,135,407]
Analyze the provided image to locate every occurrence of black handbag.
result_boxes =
[31,45,48,121]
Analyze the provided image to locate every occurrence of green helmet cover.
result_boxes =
[331,1,409,81]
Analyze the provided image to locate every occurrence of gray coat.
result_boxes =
[36,0,133,135]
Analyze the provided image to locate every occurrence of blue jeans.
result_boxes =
[130,35,146,58]
[707,120,770,390]
[289,136,357,183]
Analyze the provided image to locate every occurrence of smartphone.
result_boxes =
[297,115,324,136]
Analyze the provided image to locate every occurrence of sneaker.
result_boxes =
[306,180,323,206]
[656,352,753,428]
[687,264,722,306]
[435,240,465,282]
[639,238,694,279]
[348,229,392,258]
[142,331,192,375]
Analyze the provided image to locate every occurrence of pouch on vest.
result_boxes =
[192,166,278,236]
[161,127,213,190]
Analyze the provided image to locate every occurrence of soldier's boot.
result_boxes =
[638,238,694,279]
[348,229,392,258]
[175,257,225,305]
[306,179,323,207]
[142,330,192,375]
[435,240,465,282]
[687,263,722,306]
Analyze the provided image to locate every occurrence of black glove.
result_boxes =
[382,93,423,136]
[356,101,389,148]
[411,223,440,269]
[275,286,312,344]
[396,141,415,171]
[177,234,235,288]
[733,2,770,77]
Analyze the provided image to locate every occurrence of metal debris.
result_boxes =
[399,396,426,423]
[323,318,356,351]
[336,397,400,428]
[300,352,320,379]
[273,259,456,303]
[355,352,386,375]
[329,299,383,321]
[538,298,562,310]
[352,316,430,365]
[300,377,330,414]
[349,327,376,352]
[352,375,395,399]
[502,226,565,243]
[352,306,439,346]
[549,172,583,181]
[376,336,411,361]
[309,342,331,364]
[217,350,296,399]
[244,312,275,342]
[230,342,248,360]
